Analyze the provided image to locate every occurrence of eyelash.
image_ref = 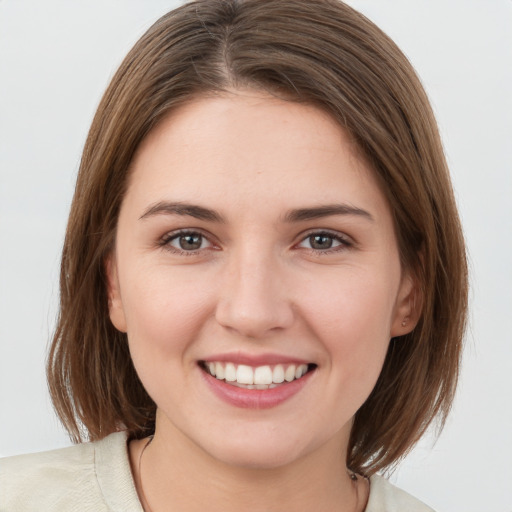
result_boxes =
[159,229,215,256]
[296,230,353,254]
[158,229,353,256]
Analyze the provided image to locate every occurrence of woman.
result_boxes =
[0,1,467,510]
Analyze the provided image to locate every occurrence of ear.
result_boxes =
[105,253,127,333]
[390,268,422,337]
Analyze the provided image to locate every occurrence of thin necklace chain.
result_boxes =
[137,436,369,512]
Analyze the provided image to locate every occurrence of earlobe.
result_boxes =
[105,253,127,333]
[390,270,422,337]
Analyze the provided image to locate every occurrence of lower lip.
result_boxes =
[201,368,314,409]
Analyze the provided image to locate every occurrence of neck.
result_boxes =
[130,414,366,512]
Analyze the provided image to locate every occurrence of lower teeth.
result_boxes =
[228,381,280,390]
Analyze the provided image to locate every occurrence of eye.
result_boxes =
[297,231,351,252]
[161,230,213,253]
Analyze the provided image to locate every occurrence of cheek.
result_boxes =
[119,265,214,361]
[119,267,218,409]
[300,269,397,379]
[303,269,397,335]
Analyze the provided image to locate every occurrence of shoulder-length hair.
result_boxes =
[47,0,467,475]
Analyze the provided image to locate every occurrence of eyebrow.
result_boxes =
[139,201,225,222]
[283,204,374,223]
[139,201,374,223]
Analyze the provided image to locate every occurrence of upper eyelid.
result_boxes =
[157,230,220,259]
[159,228,217,249]
[295,228,353,243]
[161,228,213,241]
[294,233,355,258]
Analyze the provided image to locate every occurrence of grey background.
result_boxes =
[1,1,511,510]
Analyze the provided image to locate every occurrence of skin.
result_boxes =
[107,90,419,512]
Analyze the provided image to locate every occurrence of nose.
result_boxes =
[214,250,295,339]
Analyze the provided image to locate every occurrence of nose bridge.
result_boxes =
[215,243,294,338]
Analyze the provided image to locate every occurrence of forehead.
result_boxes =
[125,90,388,219]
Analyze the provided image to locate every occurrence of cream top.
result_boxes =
[0,432,434,511]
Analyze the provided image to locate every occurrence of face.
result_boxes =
[108,91,417,470]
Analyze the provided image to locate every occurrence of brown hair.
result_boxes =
[47,0,467,475]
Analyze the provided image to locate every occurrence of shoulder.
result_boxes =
[365,474,436,512]
[0,431,142,512]
[0,438,102,511]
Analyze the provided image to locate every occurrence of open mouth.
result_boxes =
[199,361,317,390]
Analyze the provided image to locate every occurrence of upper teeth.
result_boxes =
[206,362,308,386]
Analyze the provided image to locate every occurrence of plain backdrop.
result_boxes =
[1,1,511,511]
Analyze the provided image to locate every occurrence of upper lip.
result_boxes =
[200,352,312,367]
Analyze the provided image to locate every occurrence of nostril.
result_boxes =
[214,281,295,338]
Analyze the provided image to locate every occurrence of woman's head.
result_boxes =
[48,0,467,475]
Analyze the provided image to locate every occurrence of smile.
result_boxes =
[201,362,314,389]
